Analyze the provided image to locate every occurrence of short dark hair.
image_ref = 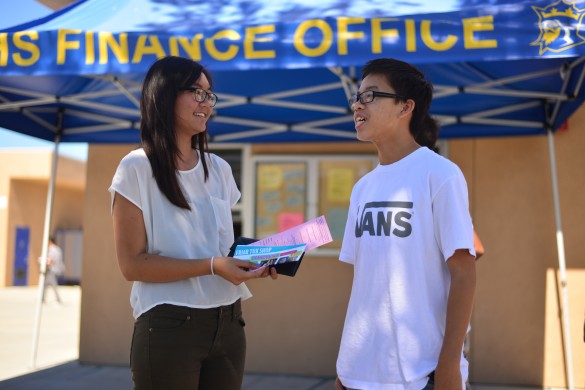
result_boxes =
[140,56,213,210]
[361,58,433,140]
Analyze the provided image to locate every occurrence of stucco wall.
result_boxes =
[79,145,134,365]
[450,119,585,387]
[242,258,352,376]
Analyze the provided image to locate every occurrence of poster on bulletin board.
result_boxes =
[255,162,307,239]
[318,159,374,248]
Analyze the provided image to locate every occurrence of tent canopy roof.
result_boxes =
[1,0,584,143]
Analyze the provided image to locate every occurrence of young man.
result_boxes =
[335,58,477,390]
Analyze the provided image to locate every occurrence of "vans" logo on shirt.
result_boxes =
[355,201,413,238]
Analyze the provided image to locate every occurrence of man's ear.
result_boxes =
[400,100,415,115]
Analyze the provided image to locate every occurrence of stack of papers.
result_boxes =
[233,244,307,267]
[230,215,333,276]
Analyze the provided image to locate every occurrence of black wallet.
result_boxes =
[228,236,305,277]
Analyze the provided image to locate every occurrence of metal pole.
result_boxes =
[546,129,574,390]
[29,111,63,368]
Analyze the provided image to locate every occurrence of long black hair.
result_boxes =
[140,56,212,210]
[415,114,440,152]
[361,58,433,141]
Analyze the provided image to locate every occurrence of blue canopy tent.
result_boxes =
[1,0,585,142]
[0,0,582,386]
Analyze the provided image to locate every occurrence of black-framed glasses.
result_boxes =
[348,90,406,110]
[183,87,218,107]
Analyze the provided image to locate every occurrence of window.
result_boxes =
[318,159,374,249]
[249,155,377,255]
[254,161,307,239]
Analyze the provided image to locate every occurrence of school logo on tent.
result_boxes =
[531,0,585,55]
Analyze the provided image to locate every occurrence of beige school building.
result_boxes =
[0,150,85,287]
[1,106,584,387]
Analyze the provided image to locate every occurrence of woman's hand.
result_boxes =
[334,377,346,390]
[212,257,278,284]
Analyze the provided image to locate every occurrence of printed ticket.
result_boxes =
[233,244,306,266]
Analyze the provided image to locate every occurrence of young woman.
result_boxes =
[109,56,276,390]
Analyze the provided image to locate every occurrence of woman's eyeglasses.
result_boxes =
[183,88,218,107]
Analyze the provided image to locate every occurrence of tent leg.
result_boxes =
[546,130,574,390]
[29,132,62,368]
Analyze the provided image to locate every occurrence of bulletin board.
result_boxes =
[254,162,307,239]
[318,159,374,249]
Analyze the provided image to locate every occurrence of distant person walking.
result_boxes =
[41,236,64,304]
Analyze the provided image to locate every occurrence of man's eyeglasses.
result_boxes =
[348,90,406,111]
[183,87,218,107]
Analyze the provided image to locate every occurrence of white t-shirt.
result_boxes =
[337,147,475,390]
[109,148,251,319]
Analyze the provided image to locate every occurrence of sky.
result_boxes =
[0,0,89,161]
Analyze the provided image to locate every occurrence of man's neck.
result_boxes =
[375,138,420,165]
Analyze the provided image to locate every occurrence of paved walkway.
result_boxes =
[0,286,546,390]
[0,286,337,389]
[0,285,81,381]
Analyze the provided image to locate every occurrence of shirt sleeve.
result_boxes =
[432,169,476,262]
[108,153,144,214]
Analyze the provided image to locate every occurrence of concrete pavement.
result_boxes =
[0,286,548,389]
[0,285,80,382]
[0,286,337,389]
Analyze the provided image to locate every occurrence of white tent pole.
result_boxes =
[546,129,574,390]
[29,110,63,369]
